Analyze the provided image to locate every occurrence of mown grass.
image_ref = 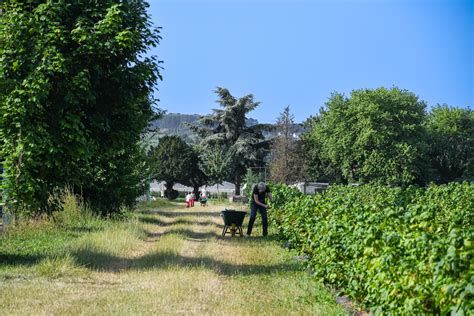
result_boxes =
[0,194,347,315]
[138,197,248,211]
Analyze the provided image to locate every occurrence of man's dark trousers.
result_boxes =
[247,203,268,236]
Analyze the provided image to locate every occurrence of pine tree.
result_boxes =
[189,87,270,195]
[269,106,302,184]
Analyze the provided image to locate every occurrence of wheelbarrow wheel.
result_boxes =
[220,210,247,238]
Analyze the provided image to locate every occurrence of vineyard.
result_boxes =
[270,183,473,314]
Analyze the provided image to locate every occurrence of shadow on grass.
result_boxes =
[145,228,222,240]
[132,252,302,276]
[139,216,220,228]
[138,216,167,226]
[71,249,128,271]
[0,254,44,266]
[138,210,222,218]
[65,248,302,275]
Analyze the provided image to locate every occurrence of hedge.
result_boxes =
[270,183,473,314]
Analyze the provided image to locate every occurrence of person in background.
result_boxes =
[200,191,208,207]
[185,192,192,208]
[246,182,272,237]
[190,192,196,207]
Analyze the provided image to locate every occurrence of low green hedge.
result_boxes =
[270,183,473,314]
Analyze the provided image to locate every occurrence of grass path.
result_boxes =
[0,202,346,315]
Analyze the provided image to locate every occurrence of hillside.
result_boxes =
[149,113,202,143]
[148,113,304,145]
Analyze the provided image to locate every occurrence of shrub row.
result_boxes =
[270,183,473,314]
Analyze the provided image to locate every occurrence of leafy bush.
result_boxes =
[270,183,473,314]
[208,191,229,200]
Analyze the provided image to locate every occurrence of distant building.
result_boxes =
[151,181,241,197]
[290,182,330,194]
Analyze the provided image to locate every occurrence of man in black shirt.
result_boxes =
[246,182,272,237]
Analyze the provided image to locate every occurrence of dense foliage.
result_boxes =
[300,116,346,184]
[426,105,474,183]
[0,1,162,214]
[270,183,473,314]
[148,136,201,200]
[189,87,270,195]
[304,87,428,186]
[199,145,233,189]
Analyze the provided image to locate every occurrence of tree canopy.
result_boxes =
[199,145,234,189]
[0,0,162,214]
[305,87,428,186]
[426,105,474,183]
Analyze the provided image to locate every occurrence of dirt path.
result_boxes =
[0,204,346,315]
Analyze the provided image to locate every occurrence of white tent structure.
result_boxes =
[150,181,240,197]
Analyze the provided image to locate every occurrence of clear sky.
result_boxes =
[147,0,473,123]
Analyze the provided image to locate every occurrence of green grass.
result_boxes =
[0,199,347,315]
[137,198,182,210]
[138,197,248,212]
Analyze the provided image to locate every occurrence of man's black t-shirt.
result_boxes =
[251,185,271,205]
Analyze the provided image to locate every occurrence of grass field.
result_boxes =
[0,199,346,315]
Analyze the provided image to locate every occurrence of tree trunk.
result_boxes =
[193,185,200,198]
[165,181,174,200]
[234,175,241,196]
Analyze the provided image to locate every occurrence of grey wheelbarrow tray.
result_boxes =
[220,209,247,237]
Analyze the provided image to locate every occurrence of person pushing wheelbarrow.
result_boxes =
[246,182,272,237]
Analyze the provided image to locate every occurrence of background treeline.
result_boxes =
[277,87,473,186]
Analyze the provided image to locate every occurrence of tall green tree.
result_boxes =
[189,87,270,195]
[184,148,208,197]
[148,136,197,200]
[0,1,162,214]
[199,145,234,193]
[426,105,474,183]
[306,87,428,186]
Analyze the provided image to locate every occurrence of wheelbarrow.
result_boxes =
[220,209,247,237]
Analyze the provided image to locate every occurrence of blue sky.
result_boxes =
[147,0,473,123]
